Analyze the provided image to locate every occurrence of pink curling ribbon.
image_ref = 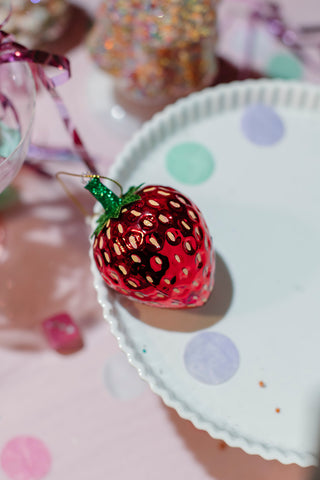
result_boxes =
[240,1,320,75]
[252,2,320,63]
[0,6,98,175]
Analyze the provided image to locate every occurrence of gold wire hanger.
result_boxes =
[55,171,123,217]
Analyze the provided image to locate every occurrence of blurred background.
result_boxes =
[0,1,320,479]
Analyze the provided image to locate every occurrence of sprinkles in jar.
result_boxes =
[87,0,219,105]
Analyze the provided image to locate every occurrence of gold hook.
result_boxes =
[55,171,124,217]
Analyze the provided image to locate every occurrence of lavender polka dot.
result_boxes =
[184,332,240,385]
[241,104,285,146]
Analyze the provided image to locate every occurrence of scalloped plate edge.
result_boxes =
[89,79,320,467]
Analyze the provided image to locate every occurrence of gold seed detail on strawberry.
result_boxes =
[86,177,215,309]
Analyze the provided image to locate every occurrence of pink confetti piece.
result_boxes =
[42,312,83,354]
[1,436,51,480]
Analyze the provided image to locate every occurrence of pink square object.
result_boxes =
[42,313,83,353]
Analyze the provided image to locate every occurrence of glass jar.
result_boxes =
[0,0,69,48]
[87,0,219,107]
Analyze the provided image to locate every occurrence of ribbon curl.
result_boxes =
[243,1,320,74]
[0,7,97,175]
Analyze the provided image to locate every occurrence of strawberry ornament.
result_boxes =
[86,176,215,308]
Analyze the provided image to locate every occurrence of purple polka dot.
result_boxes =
[241,104,285,146]
[1,436,51,480]
[184,332,240,385]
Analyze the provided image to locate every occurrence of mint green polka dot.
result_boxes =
[166,142,214,185]
[0,122,20,158]
[266,53,303,80]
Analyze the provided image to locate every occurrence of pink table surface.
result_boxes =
[0,1,319,479]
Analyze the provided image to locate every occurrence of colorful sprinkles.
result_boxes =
[87,0,218,102]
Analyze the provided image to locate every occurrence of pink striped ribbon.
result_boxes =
[238,1,320,74]
[0,6,97,174]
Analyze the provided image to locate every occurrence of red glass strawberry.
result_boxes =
[86,176,215,308]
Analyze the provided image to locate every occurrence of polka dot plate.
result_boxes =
[90,79,320,467]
